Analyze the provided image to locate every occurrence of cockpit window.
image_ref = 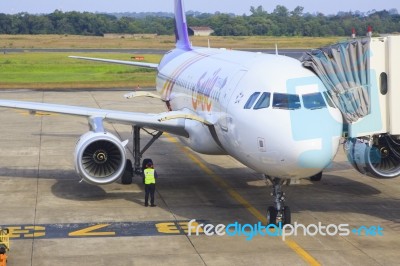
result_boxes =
[272,93,301,110]
[244,92,260,109]
[302,92,327,110]
[253,92,271,110]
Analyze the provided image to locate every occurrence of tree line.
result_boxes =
[0,5,399,37]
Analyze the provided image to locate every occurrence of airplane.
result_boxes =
[0,0,385,226]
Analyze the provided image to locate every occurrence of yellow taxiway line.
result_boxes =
[164,133,321,266]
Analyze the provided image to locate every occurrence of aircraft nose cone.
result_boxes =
[288,103,343,174]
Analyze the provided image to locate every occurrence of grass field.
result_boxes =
[0,53,161,89]
[0,34,345,89]
[0,34,345,49]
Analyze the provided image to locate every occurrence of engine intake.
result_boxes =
[75,132,127,184]
[344,134,400,179]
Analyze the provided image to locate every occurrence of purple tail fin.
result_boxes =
[174,0,191,50]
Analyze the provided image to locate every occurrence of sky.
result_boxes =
[0,0,398,15]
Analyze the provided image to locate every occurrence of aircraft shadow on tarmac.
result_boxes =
[1,163,399,224]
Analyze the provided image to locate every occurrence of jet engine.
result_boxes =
[74,131,127,184]
[344,134,400,178]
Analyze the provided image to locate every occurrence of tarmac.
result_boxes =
[0,89,399,266]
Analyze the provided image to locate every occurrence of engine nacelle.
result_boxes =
[74,131,127,184]
[344,134,400,179]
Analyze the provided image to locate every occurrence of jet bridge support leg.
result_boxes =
[265,176,291,225]
[132,126,163,174]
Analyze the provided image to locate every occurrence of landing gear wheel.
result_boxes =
[310,172,322,181]
[121,159,133,184]
[265,176,292,225]
[267,206,277,225]
[283,206,291,225]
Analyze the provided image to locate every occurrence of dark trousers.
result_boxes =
[145,184,156,205]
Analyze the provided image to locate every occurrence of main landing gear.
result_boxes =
[265,176,291,225]
[132,126,163,173]
[121,126,162,184]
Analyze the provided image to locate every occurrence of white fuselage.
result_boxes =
[156,47,343,179]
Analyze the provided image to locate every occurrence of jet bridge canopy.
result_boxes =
[301,35,400,138]
[301,39,371,124]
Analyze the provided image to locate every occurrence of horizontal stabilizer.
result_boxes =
[69,56,158,69]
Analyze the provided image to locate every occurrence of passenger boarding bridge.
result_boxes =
[301,36,400,179]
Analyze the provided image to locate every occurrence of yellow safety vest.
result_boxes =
[144,168,156,184]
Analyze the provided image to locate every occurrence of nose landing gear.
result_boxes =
[265,176,291,225]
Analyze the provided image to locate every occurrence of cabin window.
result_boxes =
[244,92,260,109]
[302,92,327,110]
[272,93,301,110]
[253,92,271,110]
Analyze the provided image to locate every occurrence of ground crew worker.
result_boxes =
[143,161,158,207]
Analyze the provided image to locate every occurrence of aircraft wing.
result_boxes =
[0,100,190,137]
[69,56,159,69]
